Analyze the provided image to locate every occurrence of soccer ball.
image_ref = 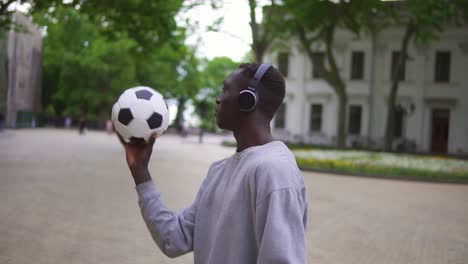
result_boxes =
[111,86,169,143]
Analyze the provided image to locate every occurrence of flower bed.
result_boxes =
[293,150,468,183]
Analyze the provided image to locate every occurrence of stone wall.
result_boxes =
[5,12,43,127]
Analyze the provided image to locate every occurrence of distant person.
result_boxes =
[117,63,308,263]
[78,113,86,135]
[65,117,72,129]
[106,119,113,134]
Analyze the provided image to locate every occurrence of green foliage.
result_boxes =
[31,0,184,50]
[33,2,202,125]
[34,6,139,120]
[394,0,464,45]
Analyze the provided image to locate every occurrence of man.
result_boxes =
[118,63,308,263]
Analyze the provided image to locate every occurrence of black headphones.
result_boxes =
[238,63,272,112]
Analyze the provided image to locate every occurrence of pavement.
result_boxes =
[0,129,467,264]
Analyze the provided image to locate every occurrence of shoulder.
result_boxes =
[200,157,230,186]
[253,141,300,178]
[208,157,229,173]
[249,142,305,203]
[254,155,303,189]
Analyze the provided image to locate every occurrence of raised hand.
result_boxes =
[117,133,157,185]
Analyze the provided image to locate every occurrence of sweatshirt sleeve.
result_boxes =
[255,188,308,264]
[136,180,199,258]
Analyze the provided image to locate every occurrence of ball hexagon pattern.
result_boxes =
[118,108,133,126]
[135,89,153,100]
[147,112,163,129]
[111,86,169,143]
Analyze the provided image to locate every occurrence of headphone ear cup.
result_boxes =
[239,90,257,112]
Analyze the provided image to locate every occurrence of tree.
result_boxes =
[171,48,202,133]
[33,1,201,128]
[31,0,184,51]
[284,0,383,147]
[248,0,283,62]
[34,6,139,125]
[383,0,466,151]
[0,0,27,30]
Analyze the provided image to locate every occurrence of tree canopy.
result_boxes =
[32,1,204,126]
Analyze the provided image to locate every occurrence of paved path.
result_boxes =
[1,129,467,264]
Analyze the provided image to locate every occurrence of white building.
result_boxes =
[266,26,468,154]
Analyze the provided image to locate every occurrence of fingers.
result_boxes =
[116,132,156,146]
[148,133,157,145]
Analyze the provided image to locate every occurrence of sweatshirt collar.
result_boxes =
[233,140,282,159]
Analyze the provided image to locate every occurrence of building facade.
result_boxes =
[266,26,468,154]
[0,12,43,128]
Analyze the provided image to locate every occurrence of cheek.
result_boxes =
[220,92,237,108]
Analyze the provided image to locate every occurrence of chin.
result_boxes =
[216,120,225,130]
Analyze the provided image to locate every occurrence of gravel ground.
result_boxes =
[1,129,467,264]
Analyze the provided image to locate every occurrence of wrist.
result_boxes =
[130,167,152,185]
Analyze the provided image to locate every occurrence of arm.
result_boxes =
[137,179,199,258]
[255,188,308,264]
[118,134,196,258]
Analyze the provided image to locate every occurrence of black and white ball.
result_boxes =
[111,86,169,143]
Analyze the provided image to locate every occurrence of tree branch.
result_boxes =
[392,20,415,82]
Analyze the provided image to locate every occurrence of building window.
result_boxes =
[434,51,450,83]
[350,51,364,80]
[312,52,325,79]
[348,105,362,135]
[275,103,286,129]
[391,51,405,81]
[278,52,289,78]
[310,104,323,132]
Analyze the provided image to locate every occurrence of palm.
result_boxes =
[125,143,153,168]
[117,133,156,169]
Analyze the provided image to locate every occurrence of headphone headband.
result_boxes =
[249,63,272,89]
[239,63,272,112]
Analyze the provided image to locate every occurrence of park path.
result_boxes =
[0,129,467,264]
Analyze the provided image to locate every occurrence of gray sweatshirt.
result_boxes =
[136,140,308,263]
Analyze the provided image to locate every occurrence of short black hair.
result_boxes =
[238,63,285,119]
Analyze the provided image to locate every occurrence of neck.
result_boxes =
[233,117,274,152]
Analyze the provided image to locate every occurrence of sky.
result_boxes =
[177,1,256,62]
[175,1,259,126]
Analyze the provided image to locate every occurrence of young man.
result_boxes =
[119,63,308,263]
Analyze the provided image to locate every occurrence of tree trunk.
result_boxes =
[297,23,347,147]
[174,96,187,134]
[249,0,262,62]
[384,87,397,151]
[249,0,271,63]
[336,89,347,148]
[254,47,264,63]
[198,129,204,144]
[384,22,415,151]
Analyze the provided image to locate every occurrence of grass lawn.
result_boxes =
[293,149,468,183]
